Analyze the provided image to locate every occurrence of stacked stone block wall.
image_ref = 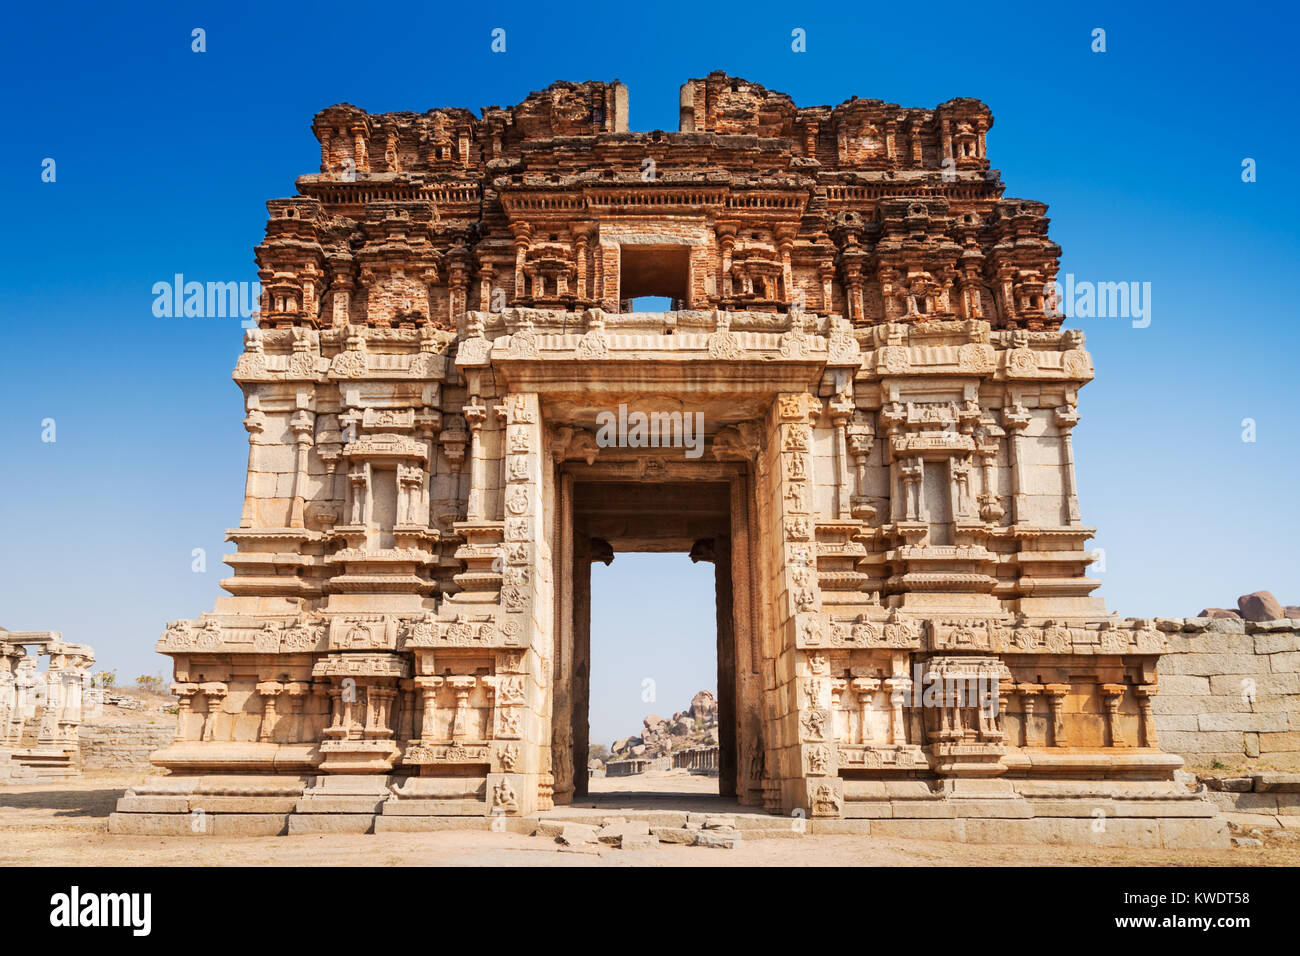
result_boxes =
[1153,617,1300,768]
[78,723,175,770]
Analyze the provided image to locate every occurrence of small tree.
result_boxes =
[136,674,164,694]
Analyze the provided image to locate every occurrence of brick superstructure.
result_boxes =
[265,74,1054,329]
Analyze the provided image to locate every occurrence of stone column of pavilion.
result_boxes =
[0,639,26,748]
[53,646,95,750]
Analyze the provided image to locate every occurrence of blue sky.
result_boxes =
[2,2,1296,740]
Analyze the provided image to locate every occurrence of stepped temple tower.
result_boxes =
[112,75,1224,845]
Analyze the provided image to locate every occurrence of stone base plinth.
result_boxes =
[107,773,1229,848]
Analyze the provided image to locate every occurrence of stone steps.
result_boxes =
[11,751,78,777]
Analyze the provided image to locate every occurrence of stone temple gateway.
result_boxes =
[111,75,1225,845]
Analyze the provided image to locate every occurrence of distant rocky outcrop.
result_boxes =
[1198,590,1297,622]
[605,690,719,764]
[690,690,717,722]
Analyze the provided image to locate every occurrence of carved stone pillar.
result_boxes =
[350,124,368,172]
[325,685,345,737]
[1017,683,1040,747]
[829,385,854,519]
[397,463,423,525]
[319,129,333,172]
[0,670,13,747]
[1135,684,1159,748]
[288,406,315,528]
[976,430,1004,522]
[819,263,835,315]
[1054,405,1082,524]
[846,417,876,520]
[440,243,469,326]
[170,683,198,743]
[717,226,736,299]
[776,228,796,304]
[1101,683,1127,747]
[951,456,974,520]
[416,676,443,740]
[397,678,415,743]
[464,398,488,521]
[366,686,396,739]
[851,677,880,744]
[448,676,477,740]
[330,274,353,326]
[934,681,960,741]
[57,663,87,745]
[1044,683,1069,748]
[341,681,361,739]
[256,681,283,742]
[593,242,606,305]
[885,676,910,745]
[37,660,62,747]
[440,415,468,481]
[829,678,848,743]
[200,683,228,742]
[9,670,30,745]
[416,408,442,527]
[996,685,1011,738]
[1002,404,1032,525]
[284,681,310,742]
[239,393,266,528]
[900,456,924,522]
[512,229,530,303]
[996,265,1017,325]
[574,231,589,300]
[851,270,869,324]
[477,262,494,312]
[421,265,440,324]
[347,465,369,527]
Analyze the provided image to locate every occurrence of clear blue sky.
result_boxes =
[2,2,1296,741]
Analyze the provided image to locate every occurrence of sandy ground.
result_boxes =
[2,770,1297,867]
[587,768,718,793]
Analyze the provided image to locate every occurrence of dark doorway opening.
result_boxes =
[619,244,690,304]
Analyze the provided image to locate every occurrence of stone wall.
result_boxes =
[78,723,174,771]
[1153,617,1300,768]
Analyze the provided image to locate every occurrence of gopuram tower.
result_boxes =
[110,74,1225,847]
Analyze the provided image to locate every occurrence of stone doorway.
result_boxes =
[551,468,766,809]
